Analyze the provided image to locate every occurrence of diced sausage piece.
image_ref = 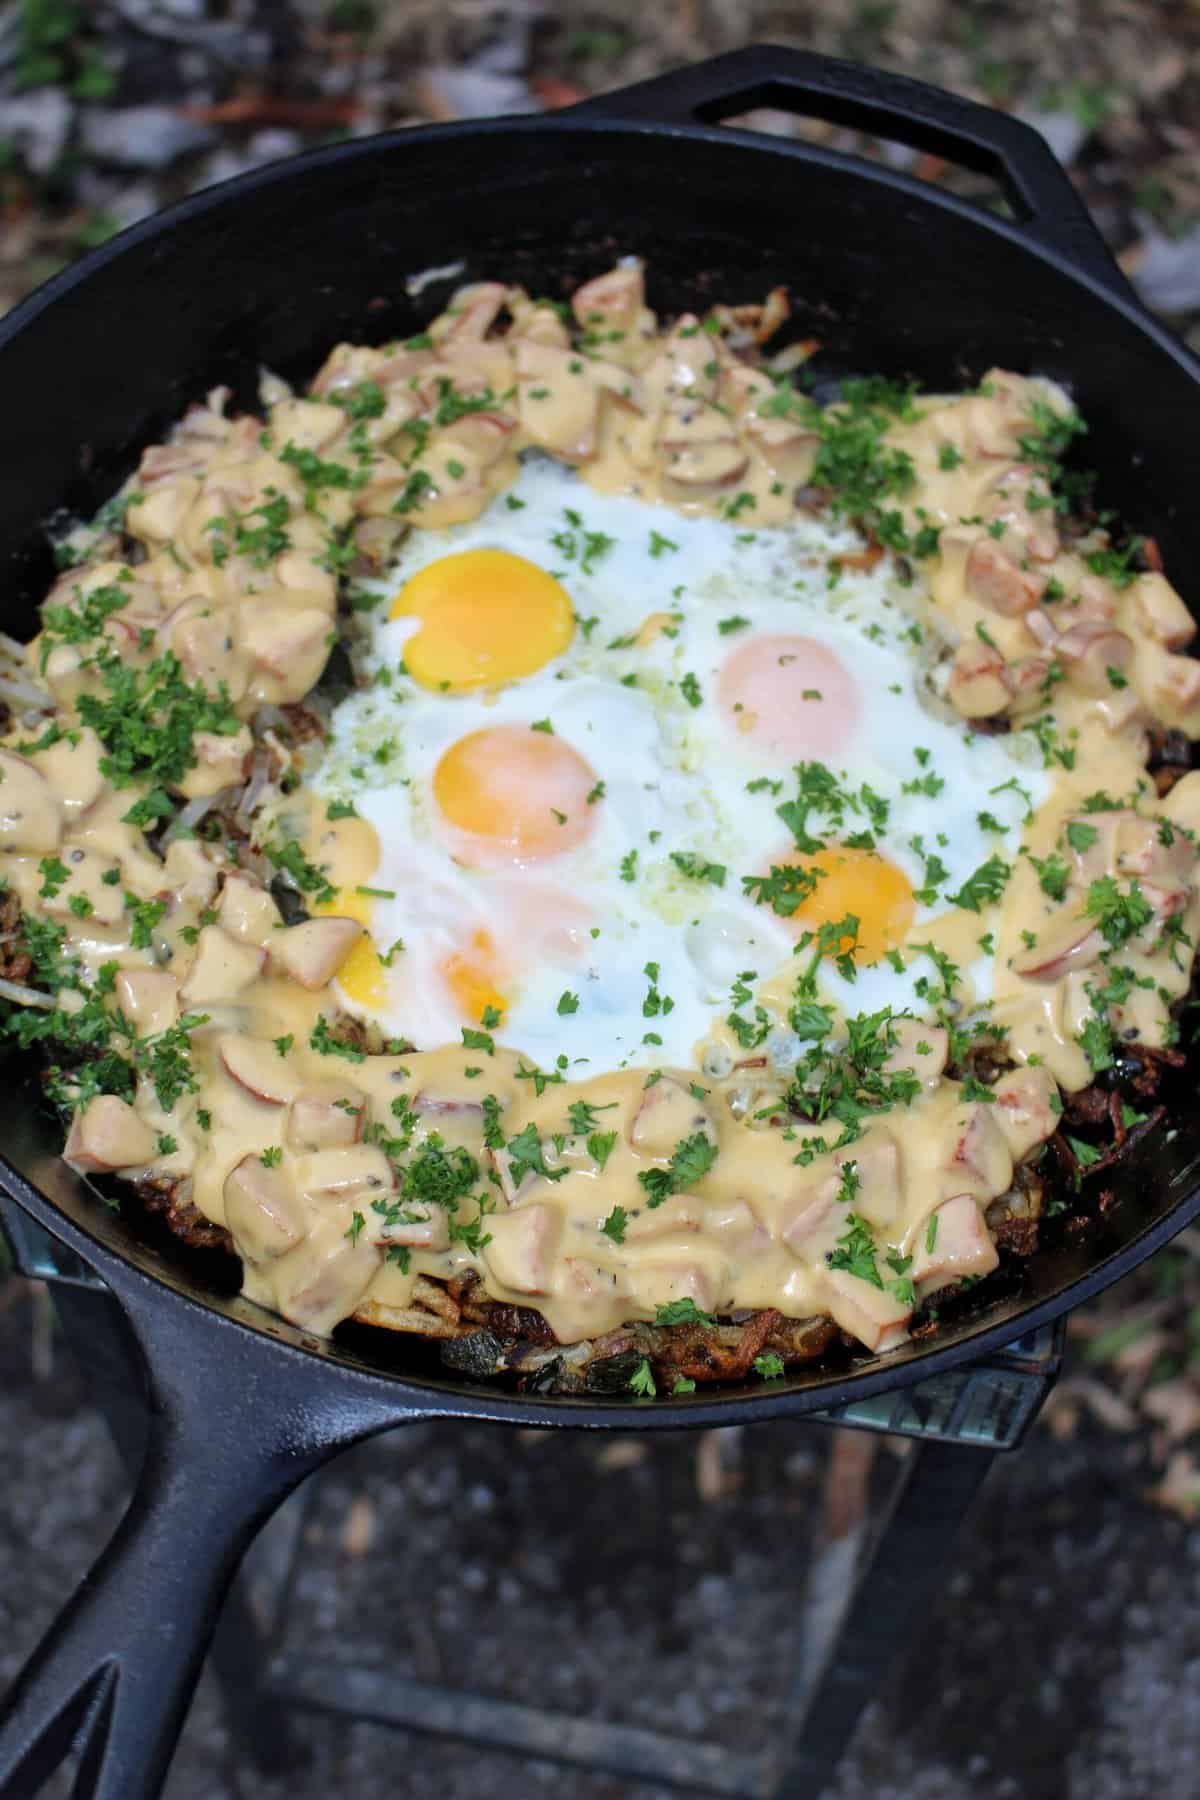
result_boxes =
[176,727,252,800]
[1131,573,1195,651]
[114,969,179,1038]
[483,1203,562,1295]
[161,838,220,908]
[1162,770,1200,838]
[489,1140,543,1206]
[436,281,508,345]
[983,463,1058,561]
[1153,654,1200,718]
[1022,607,1059,649]
[966,538,1045,616]
[217,873,283,947]
[1012,915,1105,982]
[819,1136,901,1232]
[219,1034,302,1105]
[267,397,345,453]
[947,640,1014,719]
[823,1269,913,1354]
[883,1018,949,1085]
[439,411,516,469]
[629,1075,715,1160]
[412,1091,483,1122]
[271,917,362,989]
[179,926,265,1005]
[912,1194,1000,1286]
[661,437,749,489]
[1114,813,1195,883]
[780,1188,838,1255]
[64,1095,157,1174]
[274,1214,382,1335]
[28,730,105,819]
[223,1154,308,1261]
[572,263,645,335]
[941,1103,1013,1200]
[1055,621,1133,695]
[379,1208,450,1253]
[1139,879,1189,925]
[1007,655,1054,714]
[515,340,599,459]
[242,606,331,696]
[167,601,244,696]
[623,1192,705,1242]
[293,1145,395,1205]
[286,1083,366,1152]
[991,1065,1061,1160]
[628,1257,721,1319]
[0,750,61,854]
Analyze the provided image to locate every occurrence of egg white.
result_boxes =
[317,456,1050,1070]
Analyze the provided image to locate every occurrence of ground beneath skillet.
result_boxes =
[2,1278,1198,1800]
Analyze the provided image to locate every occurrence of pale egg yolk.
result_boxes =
[317,828,388,1008]
[390,549,574,692]
[756,845,916,966]
[718,634,863,760]
[440,927,510,1023]
[433,724,599,867]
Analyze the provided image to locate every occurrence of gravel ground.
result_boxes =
[2,1276,1200,1800]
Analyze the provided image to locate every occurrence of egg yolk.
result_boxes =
[756,845,916,966]
[319,888,388,1008]
[718,634,863,760]
[433,723,599,866]
[390,549,574,692]
[441,928,509,1022]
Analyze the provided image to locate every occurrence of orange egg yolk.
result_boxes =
[440,928,509,1023]
[433,723,599,867]
[390,549,574,692]
[755,845,916,966]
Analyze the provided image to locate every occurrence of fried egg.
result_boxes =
[316,456,1050,1072]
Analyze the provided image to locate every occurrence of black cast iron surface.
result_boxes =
[2,42,1200,1800]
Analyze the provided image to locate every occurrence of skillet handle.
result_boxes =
[572,45,1130,299]
[0,1266,401,1800]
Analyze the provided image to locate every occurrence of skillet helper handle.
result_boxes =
[0,1274,400,1800]
[572,45,1129,299]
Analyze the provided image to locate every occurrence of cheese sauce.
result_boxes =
[7,260,1199,1363]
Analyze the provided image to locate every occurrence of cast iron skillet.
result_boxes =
[2,44,1200,1800]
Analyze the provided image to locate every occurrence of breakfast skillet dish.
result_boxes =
[2,261,1198,1398]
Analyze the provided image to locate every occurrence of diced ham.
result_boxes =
[1012,915,1105,982]
[1130,573,1195,651]
[1162,770,1200,838]
[177,726,253,799]
[629,1075,715,1160]
[379,1208,450,1252]
[271,917,362,990]
[217,873,283,947]
[161,838,220,908]
[823,1270,912,1353]
[948,639,1014,718]
[293,1145,395,1206]
[571,263,646,335]
[941,1103,1013,1200]
[1055,620,1133,695]
[883,1019,948,1086]
[219,1035,301,1105]
[1153,653,1200,719]
[515,340,599,459]
[913,1194,1000,1287]
[223,1154,308,1261]
[965,538,1045,616]
[286,1083,366,1152]
[991,1065,1061,1160]
[114,969,179,1039]
[482,1203,561,1295]
[0,750,62,854]
[273,1214,381,1335]
[64,1095,157,1174]
[178,926,265,1005]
